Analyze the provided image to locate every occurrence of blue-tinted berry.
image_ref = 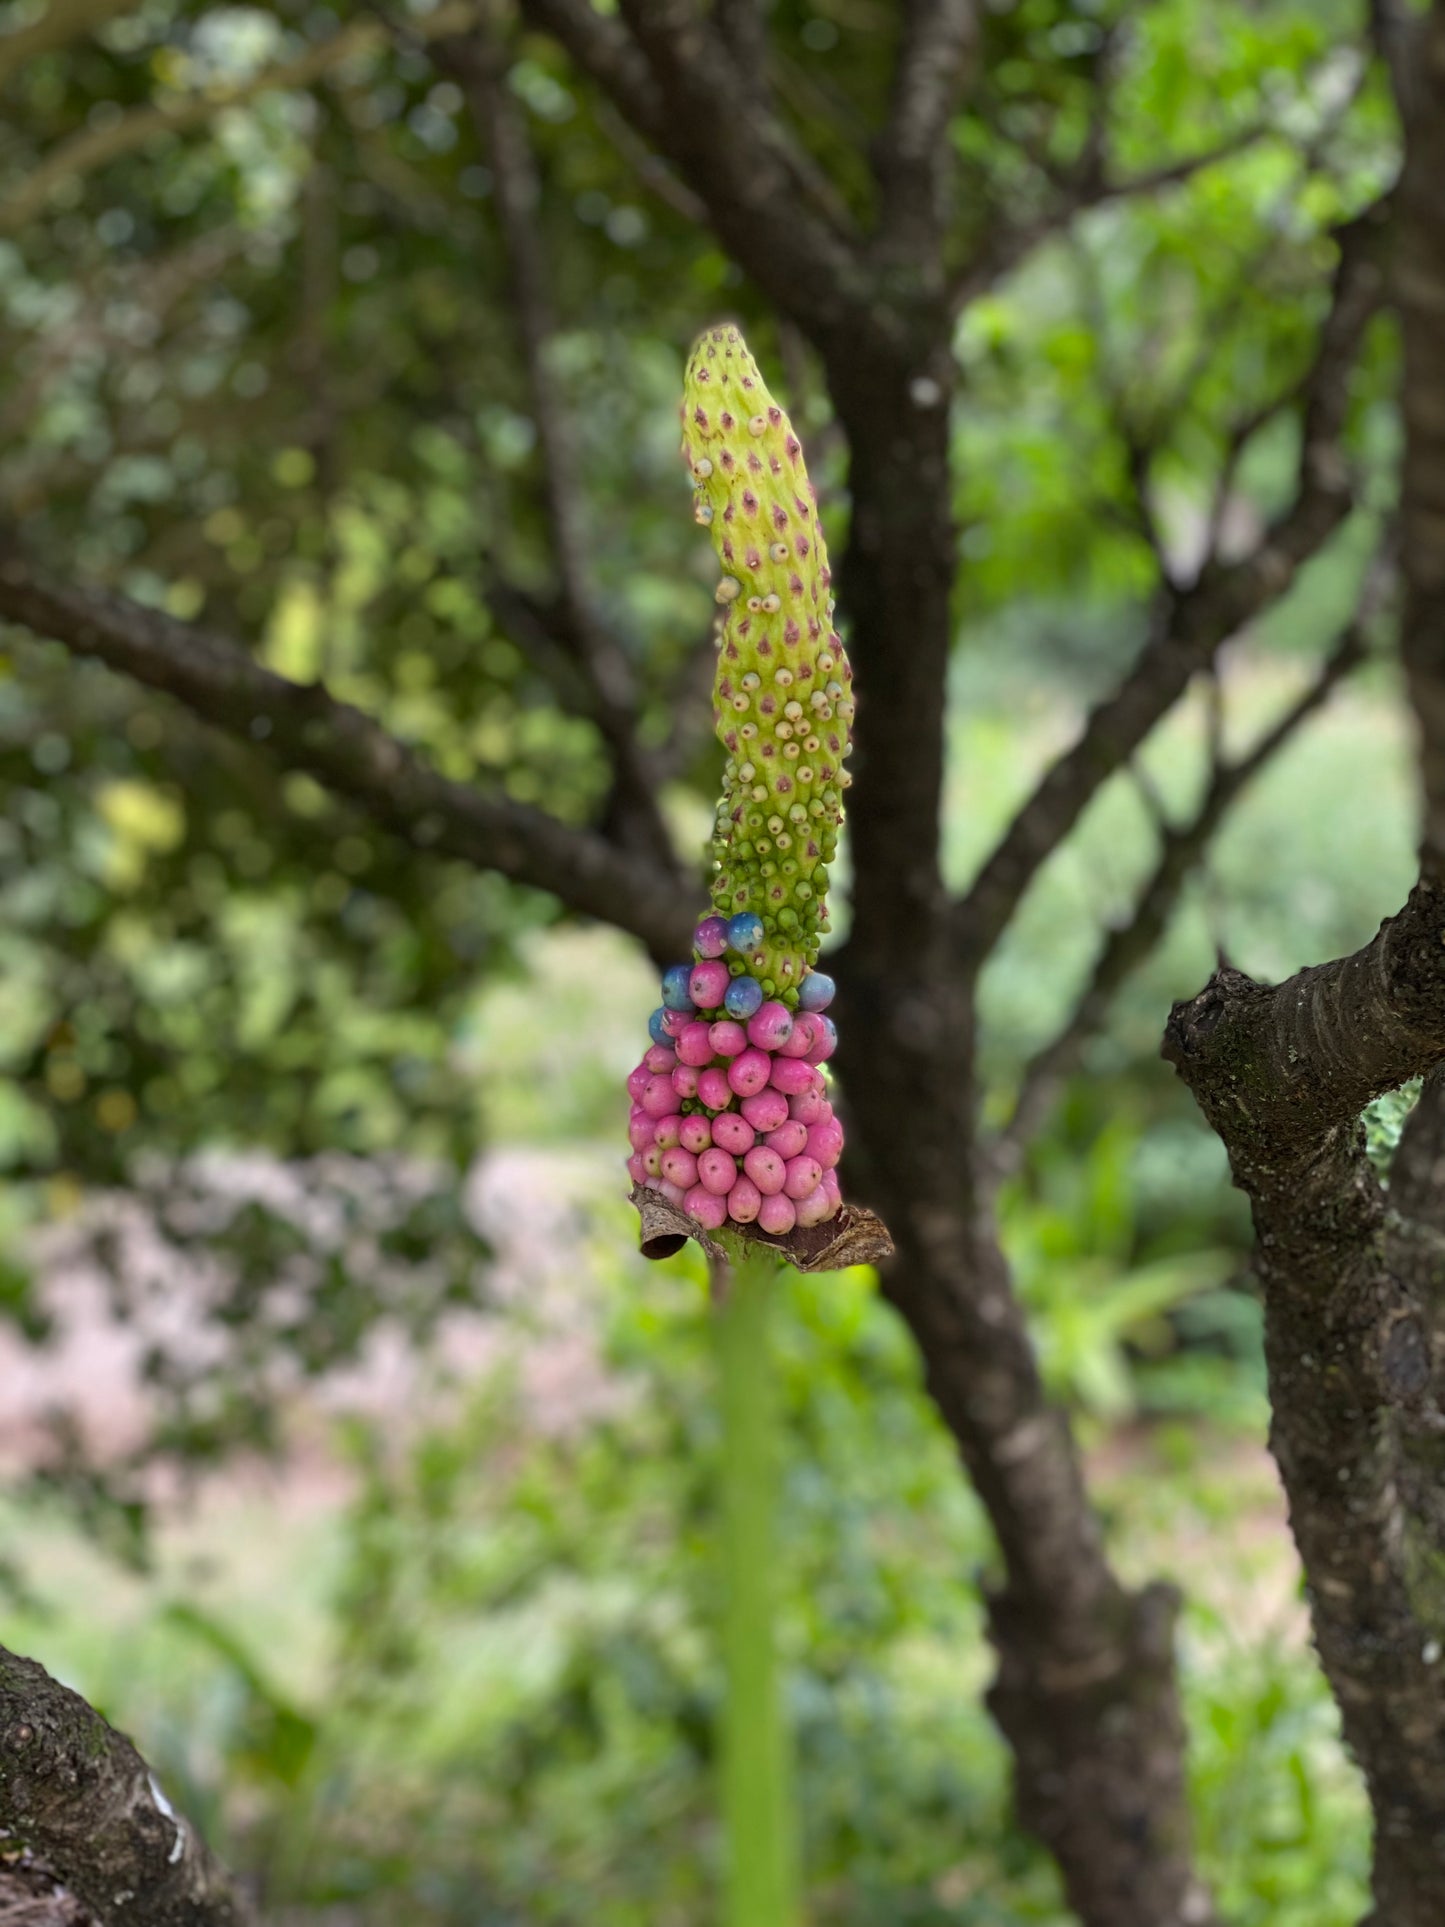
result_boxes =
[694,915,729,958]
[808,1015,838,1063]
[726,911,765,954]
[798,971,835,1013]
[724,975,764,1020]
[648,1006,673,1046]
[661,964,696,1012]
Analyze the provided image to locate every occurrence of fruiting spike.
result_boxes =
[682,325,851,1000]
[626,326,849,1241]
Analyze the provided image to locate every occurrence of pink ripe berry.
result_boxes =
[641,1074,677,1119]
[708,1019,749,1059]
[747,1000,794,1051]
[712,1111,755,1155]
[743,1145,786,1196]
[794,1182,833,1228]
[653,1113,684,1148]
[672,1063,700,1100]
[660,1179,687,1209]
[677,1021,715,1068]
[642,1144,664,1178]
[662,1008,691,1040]
[788,1086,827,1125]
[626,1064,651,1101]
[741,1087,789,1134]
[806,1021,837,1066]
[821,1168,842,1210]
[628,1109,656,1152]
[698,1066,733,1111]
[777,1013,818,1060]
[644,1044,677,1075]
[695,916,729,959]
[728,1048,772,1098]
[689,960,732,1011]
[626,1153,646,1185]
[685,1185,729,1230]
[768,1055,816,1097]
[806,1118,844,1169]
[679,1115,712,1154]
[727,1174,762,1224]
[698,1146,736,1195]
[661,1146,699,1190]
[784,1154,824,1200]
[765,1119,808,1160]
[758,1191,797,1236]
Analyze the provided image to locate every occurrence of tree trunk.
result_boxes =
[0,1644,251,1927]
[1163,887,1445,1925]
[831,323,1215,1927]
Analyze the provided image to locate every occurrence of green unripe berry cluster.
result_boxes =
[682,326,854,997]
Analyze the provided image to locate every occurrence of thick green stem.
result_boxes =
[714,1245,799,1927]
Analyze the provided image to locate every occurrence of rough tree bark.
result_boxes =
[0,1856,94,1927]
[1163,7,1445,1920]
[1162,887,1445,1924]
[0,1644,250,1927]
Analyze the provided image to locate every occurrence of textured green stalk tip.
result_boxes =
[683,325,854,1004]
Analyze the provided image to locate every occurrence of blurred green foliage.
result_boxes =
[0,1216,1369,1924]
[1002,1117,1248,1426]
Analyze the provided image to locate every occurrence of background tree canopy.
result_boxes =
[2,1,1444,1924]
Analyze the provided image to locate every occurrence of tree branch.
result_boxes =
[0,7,477,234]
[0,1643,251,1926]
[590,96,707,224]
[654,616,724,786]
[949,124,1271,314]
[517,0,665,140]
[1162,875,1445,1924]
[713,0,767,86]
[0,0,138,89]
[0,230,240,445]
[1369,0,1417,114]
[956,195,1387,962]
[0,1856,95,1925]
[621,0,861,240]
[1157,84,1374,565]
[997,610,1370,1172]
[1161,890,1445,1330]
[437,21,674,868]
[0,546,695,962]
[872,0,977,264]
[1396,2,1445,872]
[520,0,877,350]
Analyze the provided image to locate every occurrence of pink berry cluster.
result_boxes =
[626,917,843,1239]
